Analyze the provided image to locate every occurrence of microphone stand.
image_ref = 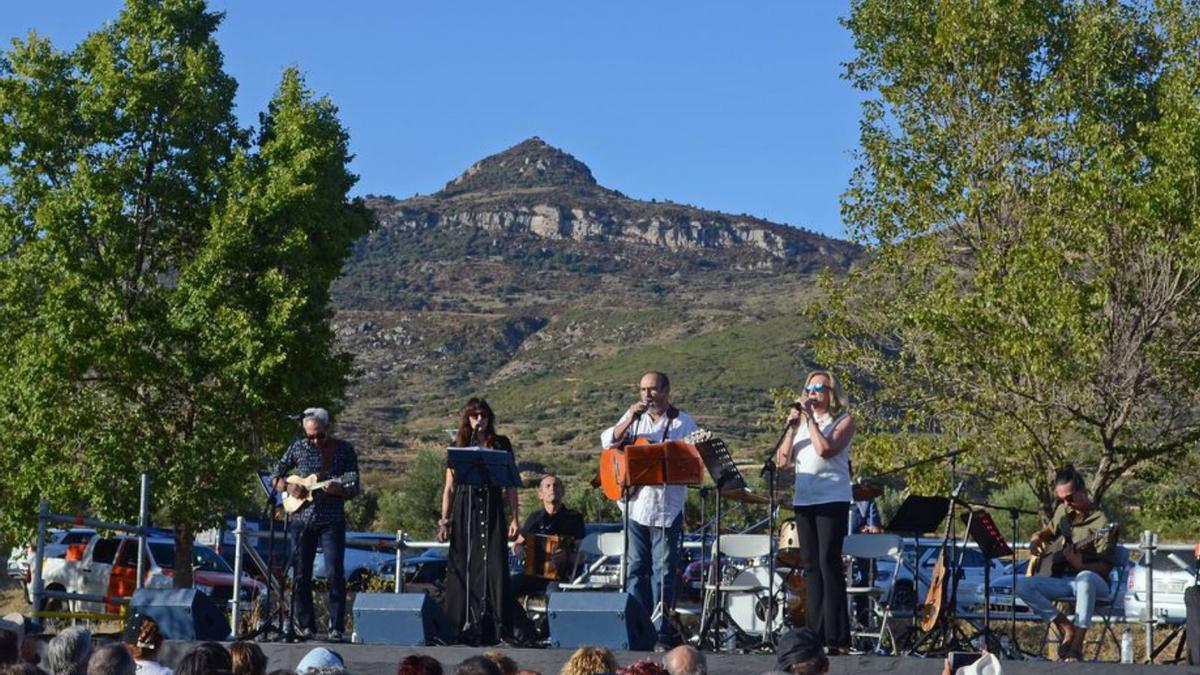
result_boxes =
[758,416,796,649]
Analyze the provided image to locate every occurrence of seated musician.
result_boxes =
[1014,465,1116,662]
[510,474,586,598]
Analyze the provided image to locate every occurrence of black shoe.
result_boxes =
[654,642,671,653]
[326,629,345,643]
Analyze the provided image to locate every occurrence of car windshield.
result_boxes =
[148,543,233,573]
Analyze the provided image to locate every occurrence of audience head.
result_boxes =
[296,648,344,675]
[515,671,541,675]
[86,644,135,675]
[176,642,233,675]
[776,628,828,675]
[0,663,40,675]
[454,656,501,675]
[0,628,17,666]
[306,668,348,675]
[481,651,517,675]
[266,670,296,675]
[230,642,268,675]
[559,646,617,675]
[398,654,443,675]
[616,660,666,675]
[662,646,705,675]
[122,615,164,662]
[47,627,92,675]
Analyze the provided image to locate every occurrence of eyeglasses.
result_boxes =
[306,432,326,442]
[804,383,829,393]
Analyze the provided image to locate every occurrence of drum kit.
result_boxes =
[698,481,883,647]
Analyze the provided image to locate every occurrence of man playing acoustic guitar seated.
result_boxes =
[1015,465,1116,662]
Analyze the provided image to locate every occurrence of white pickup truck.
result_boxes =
[31,533,264,615]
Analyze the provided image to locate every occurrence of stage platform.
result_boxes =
[156,640,1199,674]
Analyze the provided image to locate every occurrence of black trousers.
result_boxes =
[293,519,347,633]
[794,501,850,648]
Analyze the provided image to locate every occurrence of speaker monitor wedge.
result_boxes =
[129,588,230,641]
[352,592,453,646]
[547,591,655,651]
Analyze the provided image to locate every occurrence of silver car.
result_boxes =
[1124,546,1198,625]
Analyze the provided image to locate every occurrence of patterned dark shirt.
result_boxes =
[270,437,360,525]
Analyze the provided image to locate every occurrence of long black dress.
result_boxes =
[443,435,515,645]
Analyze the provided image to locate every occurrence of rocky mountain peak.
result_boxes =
[437,137,607,197]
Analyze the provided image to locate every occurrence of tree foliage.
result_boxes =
[0,0,372,583]
[818,0,1200,521]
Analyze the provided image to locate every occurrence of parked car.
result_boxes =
[313,532,399,590]
[379,546,450,587]
[872,542,1006,617]
[974,560,1038,620]
[1125,546,1198,625]
[7,528,96,586]
[31,534,265,617]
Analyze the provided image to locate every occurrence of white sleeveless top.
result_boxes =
[791,411,852,506]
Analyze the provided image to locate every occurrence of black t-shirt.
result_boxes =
[521,506,586,541]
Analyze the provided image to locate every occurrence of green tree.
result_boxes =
[818,0,1200,522]
[0,0,371,585]
[376,450,447,539]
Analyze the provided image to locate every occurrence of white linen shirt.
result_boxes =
[600,409,698,527]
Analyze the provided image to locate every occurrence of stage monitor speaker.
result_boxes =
[547,592,655,651]
[129,588,230,641]
[352,592,452,646]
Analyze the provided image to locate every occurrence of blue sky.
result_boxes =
[4,1,864,239]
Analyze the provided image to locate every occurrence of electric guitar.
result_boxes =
[281,473,346,514]
[1026,522,1117,577]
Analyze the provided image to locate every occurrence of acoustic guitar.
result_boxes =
[598,428,709,501]
[1026,522,1117,577]
[919,483,963,632]
[281,473,346,514]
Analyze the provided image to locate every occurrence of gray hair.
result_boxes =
[663,644,707,675]
[305,668,349,675]
[86,644,135,675]
[303,408,331,429]
[47,627,92,675]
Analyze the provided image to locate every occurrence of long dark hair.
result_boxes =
[456,397,498,448]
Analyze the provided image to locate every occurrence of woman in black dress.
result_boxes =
[437,398,520,644]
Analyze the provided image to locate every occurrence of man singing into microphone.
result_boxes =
[600,371,697,650]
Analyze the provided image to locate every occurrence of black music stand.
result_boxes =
[885,495,949,646]
[694,436,754,651]
[960,508,1012,654]
[447,446,521,642]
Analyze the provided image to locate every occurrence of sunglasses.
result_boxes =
[804,383,829,393]
[1058,491,1078,503]
[306,432,327,442]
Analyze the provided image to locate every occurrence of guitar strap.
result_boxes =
[320,441,335,476]
[660,407,678,442]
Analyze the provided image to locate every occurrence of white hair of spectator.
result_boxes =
[87,643,136,675]
[303,407,331,429]
[306,666,349,675]
[47,627,92,675]
[663,644,706,675]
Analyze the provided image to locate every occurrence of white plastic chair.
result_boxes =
[843,533,904,653]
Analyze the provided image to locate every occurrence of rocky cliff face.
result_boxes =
[365,137,859,271]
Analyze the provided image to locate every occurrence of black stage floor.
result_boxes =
[157,641,1199,675]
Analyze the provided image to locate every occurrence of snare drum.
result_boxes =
[777,519,805,568]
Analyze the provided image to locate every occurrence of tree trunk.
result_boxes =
[174,523,194,589]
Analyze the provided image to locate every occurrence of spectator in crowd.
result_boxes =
[452,658,500,675]
[481,651,517,675]
[0,663,40,675]
[175,643,232,675]
[1,613,41,669]
[615,660,665,675]
[775,628,828,675]
[47,628,92,675]
[124,616,171,675]
[229,643,267,675]
[662,646,704,675]
[515,671,541,675]
[0,622,18,665]
[295,649,343,675]
[305,668,347,675]
[266,670,295,675]
[86,644,135,675]
[397,655,442,675]
[558,647,617,675]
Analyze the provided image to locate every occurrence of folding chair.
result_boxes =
[1039,544,1132,661]
[843,533,904,654]
[557,531,624,591]
[700,534,772,644]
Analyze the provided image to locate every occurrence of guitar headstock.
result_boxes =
[686,428,713,444]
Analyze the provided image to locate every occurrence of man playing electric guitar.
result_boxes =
[1015,465,1116,662]
[270,407,360,642]
[599,370,697,650]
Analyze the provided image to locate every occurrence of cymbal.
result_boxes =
[720,488,770,505]
[852,483,883,501]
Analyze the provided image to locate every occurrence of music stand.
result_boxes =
[960,508,1012,653]
[694,436,755,651]
[447,446,521,641]
[885,495,949,645]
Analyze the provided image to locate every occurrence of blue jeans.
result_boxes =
[293,519,347,633]
[1015,570,1109,628]
[626,514,682,641]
